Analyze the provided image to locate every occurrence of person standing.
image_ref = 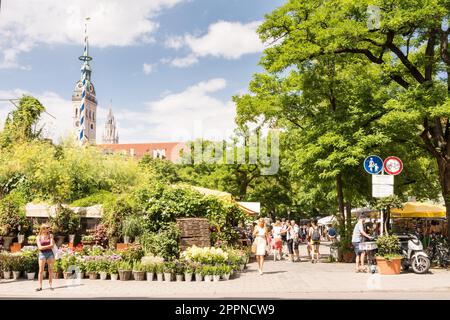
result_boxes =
[281,218,288,258]
[36,224,55,291]
[271,220,283,261]
[253,218,270,275]
[352,214,374,273]
[305,222,312,259]
[292,220,300,262]
[308,220,321,263]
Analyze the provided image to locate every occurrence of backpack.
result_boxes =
[311,228,320,241]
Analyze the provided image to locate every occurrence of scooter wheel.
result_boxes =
[412,256,431,274]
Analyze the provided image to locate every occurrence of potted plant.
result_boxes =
[213,266,221,282]
[22,249,38,280]
[109,260,119,281]
[0,252,12,279]
[121,216,143,244]
[195,265,203,282]
[163,261,176,282]
[375,234,402,275]
[98,257,109,280]
[61,254,77,280]
[49,204,80,247]
[85,258,98,280]
[132,261,146,281]
[118,260,132,281]
[175,261,184,282]
[143,263,155,281]
[184,263,194,282]
[0,193,24,251]
[53,259,62,279]
[75,258,85,279]
[155,263,164,281]
[10,253,23,280]
[221,265,232,281]
[203,266,212,282]
[27,235,37,246]
[81,235,95,245]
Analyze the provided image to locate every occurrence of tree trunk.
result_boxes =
[439,160,450,242]
[336,174,345,232]
[345,202,352,233]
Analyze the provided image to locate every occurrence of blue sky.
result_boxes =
[0,0,283,143]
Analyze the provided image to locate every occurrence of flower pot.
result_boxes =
[17,234,25,244]
[55,235,65,247]
[77,272,84,279]
[52,272,60,279]
[184,273,193,282]
[3,271,11,279]
[156,273,164,281]
[110,274,118,281]
[27,272,36,280]
[163,273,172,282]
[100,272,108,280]
[204,275,212,282]
[222,273,230,281]
[12,271,21,280]
[123,236,130,244]
[195,273,203,282]
[342,251,355,263]
[146,272,155,281]
[133,271,145,281]
[376,257,401,275]
[239,264,245,271]
[213,275,220,282]
[118,270,131,281]
[88,272,98,280]
[64,271,75,280]
[68,234,75,244]
[2,236,14,250]
[176,274,184,282]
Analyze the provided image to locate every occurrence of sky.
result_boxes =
[0,0,283,143]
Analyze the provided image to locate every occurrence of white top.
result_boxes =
[255,226,266,237]
[272,226,282,238]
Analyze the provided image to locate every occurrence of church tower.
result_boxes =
[102,103,119,144]
[72,22,97,144]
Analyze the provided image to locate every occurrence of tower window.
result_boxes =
[93,112,95,121]
[91,124,94,130]
[75,108,78,117]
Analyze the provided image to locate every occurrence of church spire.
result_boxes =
[102,100,119,144]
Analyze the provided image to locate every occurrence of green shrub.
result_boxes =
[376,234,402,260]
[70,191,116,207]
[0,192,26,236]
[137,223,180,261]
[49,204,80,235]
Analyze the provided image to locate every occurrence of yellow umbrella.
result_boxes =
[391,202,446,219]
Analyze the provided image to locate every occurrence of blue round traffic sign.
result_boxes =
[364,155,383,174]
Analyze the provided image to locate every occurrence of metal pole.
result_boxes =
[380,208,384,235]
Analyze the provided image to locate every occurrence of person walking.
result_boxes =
[309,220,321,263]
[252,218,270,275]
[36,224,56,291]
[306,222,312,259]
[281,219,289,259]
[352,214,374,273]
[271,220,283,261]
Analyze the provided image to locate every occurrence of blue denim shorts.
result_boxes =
[39,251,54,261]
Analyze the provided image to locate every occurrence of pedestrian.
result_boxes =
[306,222,312,258]
[36,223,55,291]
[327,225,337,242]
[271,220,283,261]
[352,214,374,273]
[308,219,321,263]
[292,220,300,262]
[252,218,271,275]
[281,218,288,258]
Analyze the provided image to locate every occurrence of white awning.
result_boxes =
[25,203,103,219]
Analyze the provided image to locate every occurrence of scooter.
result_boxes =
[396,233,431,274]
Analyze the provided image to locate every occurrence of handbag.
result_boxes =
[51,236,61,260]
[251,241,257,254]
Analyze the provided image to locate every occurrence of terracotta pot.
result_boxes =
[342,251,355,263]
[376,257,401,275]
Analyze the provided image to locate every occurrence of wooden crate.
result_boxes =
[176,218,211,249]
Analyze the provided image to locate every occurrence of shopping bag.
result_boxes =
[251,242,257,254]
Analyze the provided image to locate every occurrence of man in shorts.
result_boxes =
[352,214,374,273]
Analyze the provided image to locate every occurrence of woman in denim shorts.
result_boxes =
[36,224,55,291]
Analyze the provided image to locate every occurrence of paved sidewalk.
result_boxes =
[1,243,450,299]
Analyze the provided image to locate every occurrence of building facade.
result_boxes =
[98,142,187,162]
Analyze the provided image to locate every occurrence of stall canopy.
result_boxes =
[317,215,337,226]
[391,202,446,219]
[190,186,258,216]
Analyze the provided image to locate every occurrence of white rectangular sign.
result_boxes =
[372,174,394,198]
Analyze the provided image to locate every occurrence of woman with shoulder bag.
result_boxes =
[252,218,271,275]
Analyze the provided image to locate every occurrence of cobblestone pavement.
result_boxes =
[1,243,450,299]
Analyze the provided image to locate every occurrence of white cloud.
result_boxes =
[111,78,236,143]
[165,20,264,68]
[170,54,199,68]
[143,63,155,75]
[0,0,187,69]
